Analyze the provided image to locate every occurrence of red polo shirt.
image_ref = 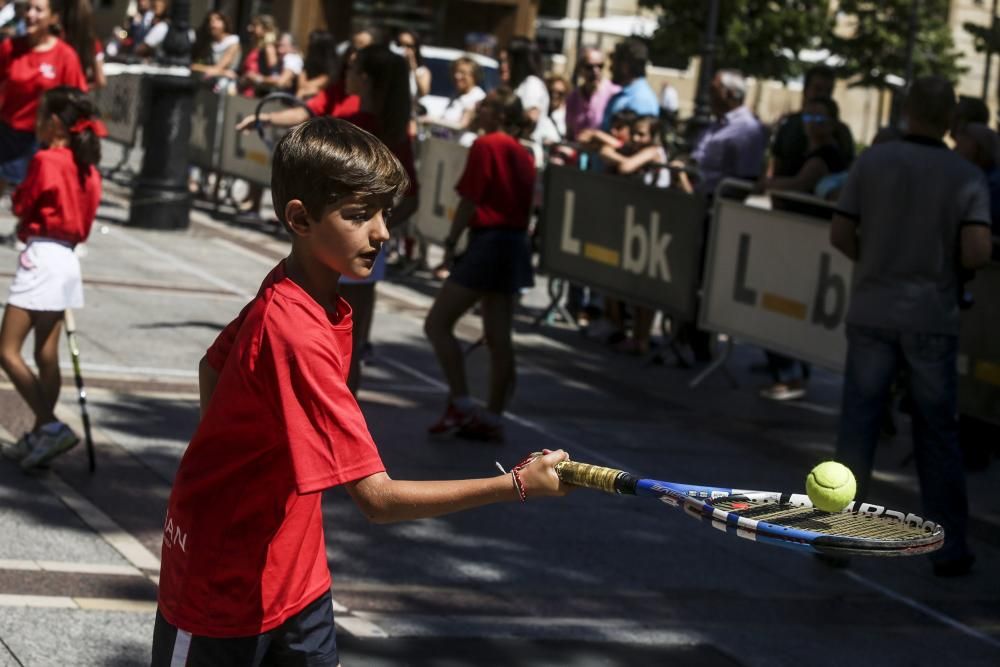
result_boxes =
[13,147,100,245]
[0,37,87,132]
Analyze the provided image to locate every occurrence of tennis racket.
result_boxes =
[555,461,943,557]
[64,309,95,473]
[253,92,314,150]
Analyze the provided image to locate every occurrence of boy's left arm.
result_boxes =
[198,355,219,419]
[344,449,571,524]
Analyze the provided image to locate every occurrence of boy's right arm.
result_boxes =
[344,449,571,524]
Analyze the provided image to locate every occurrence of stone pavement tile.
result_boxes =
[0,455,135,567]
[0,607,153,666]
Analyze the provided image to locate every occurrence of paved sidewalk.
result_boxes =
[0,176,997,666]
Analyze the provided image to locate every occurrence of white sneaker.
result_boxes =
[21,423,79,470]
[759,381,806,401]
[2,432,37,462]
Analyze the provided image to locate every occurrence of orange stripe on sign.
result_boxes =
[761,292,807,320]
[583,243,620,267]
[973,360,1000,386]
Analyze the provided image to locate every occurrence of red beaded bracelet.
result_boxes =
[511,467,526,503]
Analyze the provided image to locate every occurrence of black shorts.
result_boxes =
[448,228,534,294]
[151,590,339,666]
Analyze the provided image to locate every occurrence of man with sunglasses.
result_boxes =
[770,65,854,184]
[564,46,619,141]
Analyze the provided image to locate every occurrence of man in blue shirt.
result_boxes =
[602,37,659,130]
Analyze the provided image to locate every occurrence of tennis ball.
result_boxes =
[806,461,856,512]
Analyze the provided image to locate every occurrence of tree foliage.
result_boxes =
[638,0,833,81]
[640,0,963,89]
[830,0,963,88]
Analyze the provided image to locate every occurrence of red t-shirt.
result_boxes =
[0,37,88,131]
[455,132,535,230]
[306,80,361,119]
[157,262,385,637]
[13,147,100,245]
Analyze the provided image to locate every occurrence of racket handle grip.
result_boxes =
[554,461,637,495]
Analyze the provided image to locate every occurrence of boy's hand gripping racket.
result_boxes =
[555,461,943,557]
[253,92,315,150]
[64,309,95,473]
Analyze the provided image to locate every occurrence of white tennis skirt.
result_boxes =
[7,238,83,311]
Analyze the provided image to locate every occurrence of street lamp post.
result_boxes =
[688,0,721,143]
[982,0,999,100]
[127,0,195,230]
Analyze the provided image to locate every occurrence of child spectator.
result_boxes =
[0,0,87,197]
[597,114,670,354]
[599,114,670,187]
[424,89,536,442]
[0,86,103,469]
[151,117,569,664]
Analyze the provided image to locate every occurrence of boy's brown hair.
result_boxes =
[270,117,409,224]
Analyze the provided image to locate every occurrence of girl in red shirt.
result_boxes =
[0,0,87,194]
[0,86,104,470]
[425,88,536,442]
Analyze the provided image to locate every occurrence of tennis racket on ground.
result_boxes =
[253,92,314,150]
[64,309,95,473]
[555,461,944,557]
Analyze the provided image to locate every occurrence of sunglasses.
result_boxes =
[803,113,829,124]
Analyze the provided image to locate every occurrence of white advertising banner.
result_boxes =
[413,137,469,244]
[219,95,272,185]
[700,198,854,372]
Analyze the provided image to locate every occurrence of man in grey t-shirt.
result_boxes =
[831,76,994,577]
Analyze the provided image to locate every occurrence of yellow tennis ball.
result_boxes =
[806,461,857,512]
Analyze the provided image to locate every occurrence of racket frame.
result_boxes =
[556,461,944,557]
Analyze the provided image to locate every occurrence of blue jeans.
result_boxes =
[835,325,970,562]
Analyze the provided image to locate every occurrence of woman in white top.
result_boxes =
[190,11,240,84]
[422,56,485,132]
[502,37,549,121]
[546,74,568,139]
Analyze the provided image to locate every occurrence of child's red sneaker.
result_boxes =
[455,415,504,443]
[427,402,473,435]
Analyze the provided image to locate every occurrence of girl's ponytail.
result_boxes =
[40,86,105,184]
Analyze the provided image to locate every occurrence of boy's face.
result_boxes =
[630,120,653,147]
[306,195,391,280]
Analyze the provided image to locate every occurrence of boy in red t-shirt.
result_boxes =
[425,88,537,443]
[151,117,569,666]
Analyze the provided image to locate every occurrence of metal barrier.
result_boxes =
[98,68,274,191]
[699,179,851,374]
[539,165,706,320]
[412,136,469,245]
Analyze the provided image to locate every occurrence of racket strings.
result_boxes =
[714,499,933,541]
